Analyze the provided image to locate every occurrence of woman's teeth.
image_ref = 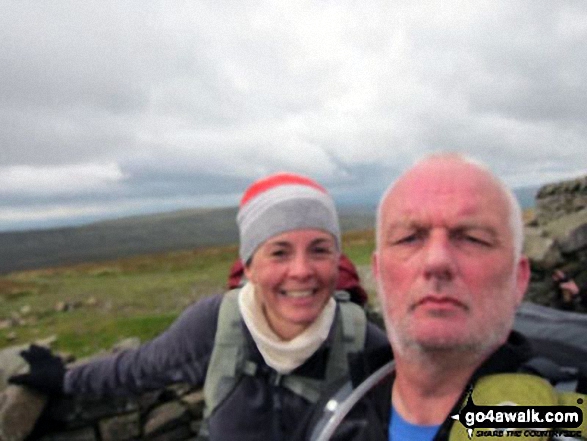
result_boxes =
[281,290,313,298]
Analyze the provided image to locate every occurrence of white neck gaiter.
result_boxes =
[238,282,336,374]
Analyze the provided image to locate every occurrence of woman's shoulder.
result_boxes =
[168,291,228,337]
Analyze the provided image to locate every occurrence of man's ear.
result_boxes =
[515,256,531,306]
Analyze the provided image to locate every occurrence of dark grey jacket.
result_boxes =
[65,293,388,441]
[306,332,535,441]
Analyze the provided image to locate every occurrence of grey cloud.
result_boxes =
[1,0,586,231]
[0,107,137,165]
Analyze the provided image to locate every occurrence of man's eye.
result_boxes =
[454,232,492,247]
[392,233,422,245]
[270,249,288,258]
[465,236,491,246]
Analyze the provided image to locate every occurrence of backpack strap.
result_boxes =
[278,293,367,404]
[324,293,366,382]
[202,289,244,420]
[200,290,368,437]
[521,357,582,392]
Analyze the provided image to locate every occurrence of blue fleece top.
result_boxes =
[389,406,440,441]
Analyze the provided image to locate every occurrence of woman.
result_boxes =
[11,172,388,441]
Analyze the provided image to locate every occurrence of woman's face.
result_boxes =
[244,229,339,340]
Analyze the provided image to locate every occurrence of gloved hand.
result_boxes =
[8,344,65,395]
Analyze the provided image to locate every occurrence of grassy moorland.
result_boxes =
[0,230,375,358]
[0,206,375,274]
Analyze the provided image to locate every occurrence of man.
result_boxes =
[309,153,585,441]
[374,152,530,440]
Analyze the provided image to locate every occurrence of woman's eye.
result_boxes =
[312,246,333,254]
[308,247,334,260]
[270,249,288,258]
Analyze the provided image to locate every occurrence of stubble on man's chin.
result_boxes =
[388,318,511,366]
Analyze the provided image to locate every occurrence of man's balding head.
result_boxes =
[373,153,529,358]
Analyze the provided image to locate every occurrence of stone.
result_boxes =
[111,337,141,353]
[35,336,57,347]
[535,175,587,225]
[98,412,141,441]
[522,227,562,270]
[143,401,189,437]
[137,389,166,411]
[0,340,56,390]
[180,390,204,419]
[0,385,47,441]
[0,345,29,390]
[542,208,587,254]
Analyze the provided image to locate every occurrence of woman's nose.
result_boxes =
[288,253,313,279]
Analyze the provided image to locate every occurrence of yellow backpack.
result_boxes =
[449,372,586,441]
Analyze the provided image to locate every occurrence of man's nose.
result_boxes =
[423,231,455,282]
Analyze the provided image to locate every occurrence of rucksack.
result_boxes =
[513,301,587,392]
[198,289,367,439]
[513,302,587,366]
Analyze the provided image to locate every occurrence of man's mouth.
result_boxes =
[413,296,468,310]
[279,289,316,298]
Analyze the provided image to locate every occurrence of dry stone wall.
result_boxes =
[0,340,205,441]
[524,174,587,307]
[30,384,205,441]
[534,175,587,225]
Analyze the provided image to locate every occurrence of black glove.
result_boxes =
[8,344,65,395]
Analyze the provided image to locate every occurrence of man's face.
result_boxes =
[245,229,339,340]
[373,160,529,355]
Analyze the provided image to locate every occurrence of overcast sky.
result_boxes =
[1,1,586,232]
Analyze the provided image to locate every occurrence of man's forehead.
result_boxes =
[381,160,509,225]
[384,203,487,226]
[398,159,493,191]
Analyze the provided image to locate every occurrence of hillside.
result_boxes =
[0,229,376,356]
[0,206,374,274]
[0,184,537,275]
